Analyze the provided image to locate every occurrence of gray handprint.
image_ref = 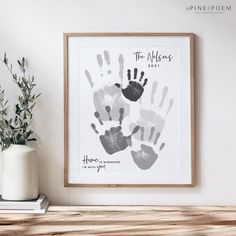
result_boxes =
[85,51,129,121]
[131,139,165,170]
[129,81,174,170]
[91,106,140,155]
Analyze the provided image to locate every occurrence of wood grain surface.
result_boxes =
[1,206,236,235]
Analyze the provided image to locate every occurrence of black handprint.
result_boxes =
[91,106,140,155]
[115,68,148,102]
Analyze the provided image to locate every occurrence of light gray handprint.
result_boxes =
[85,51,129,121]
[131,138,165,170]
[129,81,174,170]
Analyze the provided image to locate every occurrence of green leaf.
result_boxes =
[3,52,8,65]
[22,57,25,67]
[27,138,37,142]
[17,60,22,67]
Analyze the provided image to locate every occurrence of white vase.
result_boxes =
[1,144,38,200]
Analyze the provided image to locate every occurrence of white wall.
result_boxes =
[0,0,236,205]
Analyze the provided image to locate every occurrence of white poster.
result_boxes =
[65,34,195,186]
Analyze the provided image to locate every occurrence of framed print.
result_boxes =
[64,33,195,187]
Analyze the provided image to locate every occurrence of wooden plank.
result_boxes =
[0,206,236,235]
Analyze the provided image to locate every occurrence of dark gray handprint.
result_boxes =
[91,106,140,155]
[130,81,174,170]
[115,68,148,102]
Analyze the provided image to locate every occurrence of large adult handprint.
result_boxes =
[85,51,130,121]
[93,85,129,121]
[129,81,174,169]
[115,68,148,102]
[91,106,140,155]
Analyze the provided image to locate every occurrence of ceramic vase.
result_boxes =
[1,145,38,200]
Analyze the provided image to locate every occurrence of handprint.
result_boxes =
[131,137,165,170]
[129,81,174,169]
[91,106,140,155]
[115,68,148,102]
[93,85,130,121]
[85,51,130,121]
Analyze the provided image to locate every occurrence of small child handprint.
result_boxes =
[115,68,148,102]
[91,106,140,155]
[131,137,165,170]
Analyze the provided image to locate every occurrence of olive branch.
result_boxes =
[0,53,41,151]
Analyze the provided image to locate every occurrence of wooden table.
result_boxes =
[0,206,236,235]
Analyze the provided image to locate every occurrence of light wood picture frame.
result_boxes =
[64,33,195,187]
